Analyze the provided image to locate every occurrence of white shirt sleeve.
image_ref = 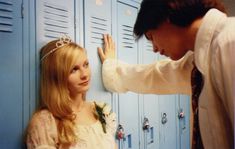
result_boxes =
[102,51,194,95]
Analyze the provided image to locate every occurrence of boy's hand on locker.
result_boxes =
[98,34,116,64]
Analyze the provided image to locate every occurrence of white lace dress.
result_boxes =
[26,102,117,149]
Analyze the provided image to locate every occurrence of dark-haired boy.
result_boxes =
[98,0,234,148]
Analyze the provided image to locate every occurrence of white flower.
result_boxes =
[103,105,111,115]
[94,101,117,134]
[105,112,117,135]
[96,101,105,108]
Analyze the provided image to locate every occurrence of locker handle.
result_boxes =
[147,127,154,144]
[127,134,132,148]
[161,113,168,124]
[178,108,186,130]
[143,117,150,131]
[178,108,185,119]
[116,124,125,140]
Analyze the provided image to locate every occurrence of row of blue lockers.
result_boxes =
[0,0,191,149]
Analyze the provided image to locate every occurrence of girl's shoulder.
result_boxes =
[32,109,54,120]
[26,109,58,148]
[28,109,57,129]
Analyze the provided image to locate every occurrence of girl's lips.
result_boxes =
[79,80,89,85]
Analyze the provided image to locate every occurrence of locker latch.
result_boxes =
[161,113,168,124]
[178,108,186,130]
[178,108,185,119]
[116,124,125,140]
[143,117,150,131]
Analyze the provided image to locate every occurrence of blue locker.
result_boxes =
[34,0,76,119]
[118,0,140,8]
[141,38,159,149]
[158,55,190,149]
[36,0,75,46]
[0,0,23,148]
[158,54,178,149]
[158,95,178,149]
[178,95,190,149]
[35,0,76,110]
[142,95,159,149]
[130,0,142,4]
[117,2,139,149]
[84,0,112,105]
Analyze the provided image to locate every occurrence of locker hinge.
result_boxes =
[21,2,24,18]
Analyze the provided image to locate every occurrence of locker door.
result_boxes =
[35,0,76,113]
[158,55,178,149]
[84,0,112,105]
[178,95,190,149]
[117,0,141,7]
[142,39,159,149]
[36,0,75,49]
[117,3,139,149]
[158,95,178,149]
[142,95,159,149]
[131,0,142,3]
[0,0,23,148]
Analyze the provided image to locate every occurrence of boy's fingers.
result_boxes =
[98,47,105,63]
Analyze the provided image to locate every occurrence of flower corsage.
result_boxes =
[94,102,116,134]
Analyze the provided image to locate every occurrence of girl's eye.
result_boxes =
[71,66,79,73]
[84,62,89,68]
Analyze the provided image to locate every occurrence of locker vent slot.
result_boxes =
[0,1,13,32]
[43,2,69,38]
[90,16,107,44]
[145,40,153,51]
[121,25,135,49]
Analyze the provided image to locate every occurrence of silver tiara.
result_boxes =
[40,35,72,61]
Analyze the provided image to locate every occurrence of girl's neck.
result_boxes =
[70,94,86,113]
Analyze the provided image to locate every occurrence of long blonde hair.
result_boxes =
[39,39,85,144]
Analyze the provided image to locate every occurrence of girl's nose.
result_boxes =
[80,69,88,80]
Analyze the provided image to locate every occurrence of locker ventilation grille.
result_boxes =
[90,16,107,44]
[121,25,135,49]
[0,1,13,33]
[145,40,153,51]
[43,2,69,39]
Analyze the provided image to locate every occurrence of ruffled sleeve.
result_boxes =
[26,110,58,149]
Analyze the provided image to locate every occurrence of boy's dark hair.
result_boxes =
[134,0,226,40]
